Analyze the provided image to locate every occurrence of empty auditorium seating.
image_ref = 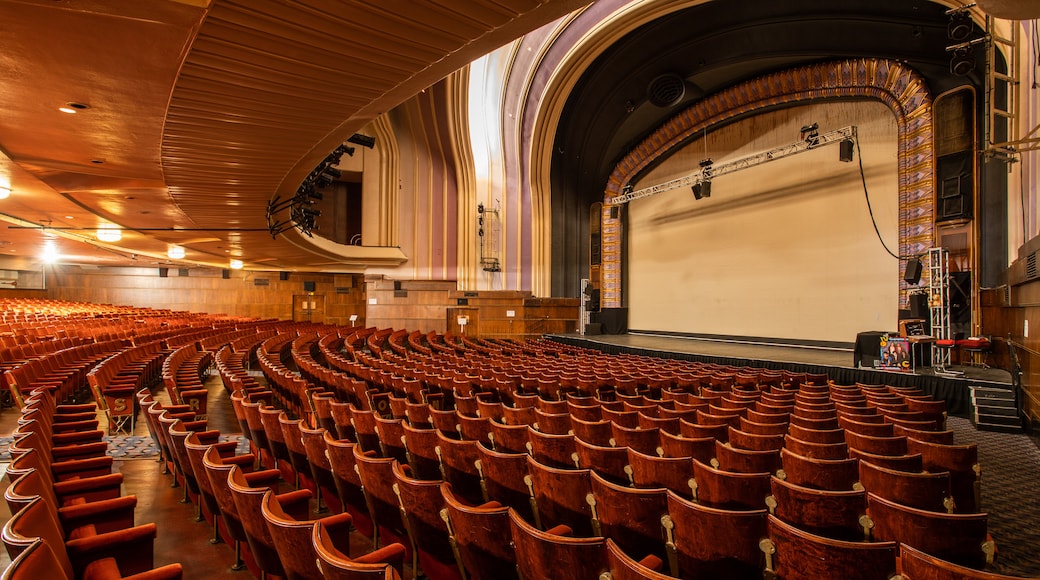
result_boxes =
[761,514,898,580]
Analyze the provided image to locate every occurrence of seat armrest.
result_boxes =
[354,542,408,566]
[65,522,158,578]
[275,489,314,520]
[59,495,138,535]
[51,456,115,480]
[55,473,124,503]
[242,468,281,486]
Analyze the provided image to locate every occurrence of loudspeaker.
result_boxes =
[936,151,973,222]
[904,259,922,285]
[909,292,929,319]
[609,206,619,219]
[279,271,289,281]
[839,139,855,162]
[158,267,168,278]
[221,269,230,279]
[303,281,316,292]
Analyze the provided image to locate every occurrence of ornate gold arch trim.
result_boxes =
[600,58,935,308]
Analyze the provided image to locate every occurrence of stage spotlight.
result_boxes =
[692,181,711,200]
[800,123,820,147]
[950,47,976,76]
[347,133,377,148]
[947,11,973,42]
[315,167,341,187]
[698,158,714,179]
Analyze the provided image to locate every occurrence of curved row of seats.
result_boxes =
[185,325,1034,580]
[2,387,184,579]
[4,297,1029,580]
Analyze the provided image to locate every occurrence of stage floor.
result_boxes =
[553,331,1012,386]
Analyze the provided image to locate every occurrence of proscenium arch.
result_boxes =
[599,57,936,310]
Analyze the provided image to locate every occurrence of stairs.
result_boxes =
[970,386,1023,433]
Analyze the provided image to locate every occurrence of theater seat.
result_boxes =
[508,509,607,580]
[1,537,183,580]
[761,514,898,580]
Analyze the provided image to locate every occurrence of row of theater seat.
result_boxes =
[2,387,184,579]
[6,302,1025,580]
[181,327,1032,579]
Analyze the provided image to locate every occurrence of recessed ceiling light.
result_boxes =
[229,259,244,270]
[59,103,90,114]
[167,245,185,260]
[0,187,9,200]
[64,216,74,220]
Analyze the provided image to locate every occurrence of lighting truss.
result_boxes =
[610,125,857,205]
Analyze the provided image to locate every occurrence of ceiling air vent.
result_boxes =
[1027,251,1038,280]
[647,73,686,108]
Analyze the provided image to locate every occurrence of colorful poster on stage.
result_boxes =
[877,334,912,372]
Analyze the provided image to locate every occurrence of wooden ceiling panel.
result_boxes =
[0,0,588,270]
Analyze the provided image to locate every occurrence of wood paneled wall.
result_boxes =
[10,267,577,340]
[364,276,579,338]
[21,266,366,326]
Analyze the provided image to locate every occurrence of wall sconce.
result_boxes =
[229,259,244,270]
[96,228,122,242]
[167,245,186,260]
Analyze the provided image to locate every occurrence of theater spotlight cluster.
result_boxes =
[945,4,986,77]
[692,158,713,200]
[266,133,375,238]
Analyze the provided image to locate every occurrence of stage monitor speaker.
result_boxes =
[839,139,855,162]
[904,258,922,285]
[158,267,168,278]
[221,269,230,279]
[303,281,316,292]
[279,271,290,281]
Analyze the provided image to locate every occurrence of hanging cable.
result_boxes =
[854,132,929,262]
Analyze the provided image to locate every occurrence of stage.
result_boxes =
[546,331,1014,418]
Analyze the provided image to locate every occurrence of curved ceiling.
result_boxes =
[0,0,590,271]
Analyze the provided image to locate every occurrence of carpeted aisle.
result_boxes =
[947,416,1040,577]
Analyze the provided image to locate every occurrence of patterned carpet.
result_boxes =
[946,415,1040,577]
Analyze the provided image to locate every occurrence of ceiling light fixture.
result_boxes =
[167,245,186,260]
[59,102,90,114]
[96,228,122,243]
[0,187,9,200]
[229,259,244,270]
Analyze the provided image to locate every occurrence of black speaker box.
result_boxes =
[839,139,855,162]
[158,267,168,278]
[904,258,922,285]
[279,271,290,281]
[600,308,628,335]
[908,292,929,319]
[609,206,619,219]
[304,281,316,292]
[936,151,973,222]
[221,269,230,279]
